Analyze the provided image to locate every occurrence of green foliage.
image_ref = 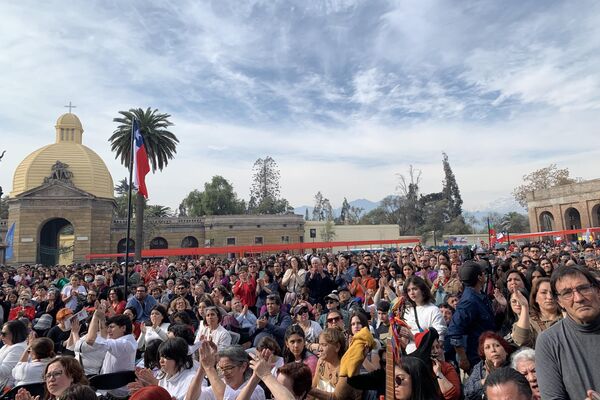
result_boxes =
[248,157,292,214]
[338,197,363,224]
[441,152,463,218]
[110,107,178,259]
[320,220,336,242]
[513,164,577,209]
[179,176,246,217]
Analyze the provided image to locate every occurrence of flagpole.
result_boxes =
[123,118,136,300]
[487,217,492,249]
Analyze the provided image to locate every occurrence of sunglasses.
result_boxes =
[327,316,341,323]
[395,375,408,385]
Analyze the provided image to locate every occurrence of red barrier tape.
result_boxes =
[497,227,600,242]
[85,237,421,260]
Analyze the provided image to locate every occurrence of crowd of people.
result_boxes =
[0,241,599,400]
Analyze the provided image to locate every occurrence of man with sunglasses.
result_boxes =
[536,265,600,400]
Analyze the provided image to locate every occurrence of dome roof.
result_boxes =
[10,113,114,199]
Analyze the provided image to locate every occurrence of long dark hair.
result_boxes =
[283,324,309,363]
[158,338,193,373]
[403,275,434,306]
[399,356,442,400]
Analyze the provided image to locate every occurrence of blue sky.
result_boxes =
[1,0,600,213]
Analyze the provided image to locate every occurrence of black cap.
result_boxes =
[459,260,483,286]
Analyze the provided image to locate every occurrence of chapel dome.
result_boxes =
[10,113,114,199]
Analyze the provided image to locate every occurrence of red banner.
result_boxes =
[86,237,421,260]
[496,227,600,242]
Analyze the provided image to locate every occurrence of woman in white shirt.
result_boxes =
[293,304,322,346]
[401,275,447,353]
[0,320,29,390]
[281,256,307,294]
[138,305,170,350]
[195,306,231,351]
[128,337,196,400]
[13,337,55,386]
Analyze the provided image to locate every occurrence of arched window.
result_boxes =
[539,211,554,232]
[181,236,199,248]
[117,238,135,253]
[149,237,168,249]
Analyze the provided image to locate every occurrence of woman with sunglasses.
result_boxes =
[0,320,28,391]
[283,325,318,376]
[394,356,442,400]
[15,356,88,400]
[293,304,322,347]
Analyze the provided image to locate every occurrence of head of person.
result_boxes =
[325,310,345,331]
[511,348,539,400]
[551,265,600,324]
[43,357,88,399]
[459,260,485,288]
[293,304,310,324]
[508,288,531,323]
[144,339,164,370]
[539,258,554,275]
[173,297,190,312]
[123,307,137,322]
[106,314,132,339]
[529,277,558,319]
[31,337,55,360]
[217,345,251,389]
[324,292,340,311]
[403,275,433,306]
[478,331,512,366]
[357,263,370,277]
[1,319,28,345]
[277,362,313,400]
[69,275,80,288]
[204,306,222,329]
[149,305,169,327]
[130,386,172,400]
[167,323,195,345]
[284,324,308,362]
[135,285,148,300]
[484,367,533,400]
[56,308,74,327]
[439,302,454,324]
[377,300,390,325]
[256,336,281,357]
[349,309,369,335]
[394,356,441,400]
[402,264,415,278]
[109,287,124,302]
[158,337,193,376]
[318,328,346,362]
[265,294,281,316]
[59,383,98,400]
[525,267,546,288]
[338,288,351,303]
[505,270,530,294]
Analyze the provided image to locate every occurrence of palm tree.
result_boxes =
[109,107,179,260]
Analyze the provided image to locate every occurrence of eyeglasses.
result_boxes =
[297,308,309,315]
[557,283,596,300]
[44,370,64,381]
[0,331,8,337]
[326,300,338,304]
[217,364,239,374]
[327,316,341,323]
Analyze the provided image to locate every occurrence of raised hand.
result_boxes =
[249,351,274,379]
[199,340,218,369]
[493,288,507,308]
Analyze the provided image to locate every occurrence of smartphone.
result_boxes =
[259,271,266,279]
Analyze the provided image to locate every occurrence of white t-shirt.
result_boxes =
[195,322,232,351]
[159,368,196,400]
[61,284,87,311]
[200,381,265,400]
[402,302,447,353]
[95,334,137,397]
[12,359,51,386]
[70,335,106,376]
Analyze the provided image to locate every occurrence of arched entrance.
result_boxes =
[181,236,199,248]
[539,211,555,232]
[149,237,168,249]
[591,204,600,227]
[565,207,582,241]
[38,218,74,265]
[117,238,135,253]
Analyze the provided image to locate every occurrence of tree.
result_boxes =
[304,208,309,221]
[513,164,577,209]
[179,176,246,217]
[312,191,334,221]
[146,205,173,218]
[248,156,292,214]
[114,178,132,219]
[320,220,336,242]
[0,196,8,219]
[110,107,179,259]
[441,152,463,218]
[500,212,530,233]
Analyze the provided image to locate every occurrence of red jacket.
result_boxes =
[232,278,257,307]
[9,306,36,321]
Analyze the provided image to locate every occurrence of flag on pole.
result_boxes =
[5,222,15,260]
[132,119,150,198]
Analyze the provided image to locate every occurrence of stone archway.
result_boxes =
[591,204,600,227]
[117,238,135,253]
[181,236,199,248]
[539,211,555,232]
[149,237,168,249]
[565,207,582,241]
[38,218,74,265]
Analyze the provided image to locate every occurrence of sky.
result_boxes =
[1,0,600,214]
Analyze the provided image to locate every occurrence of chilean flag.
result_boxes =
[132,119,150,198]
